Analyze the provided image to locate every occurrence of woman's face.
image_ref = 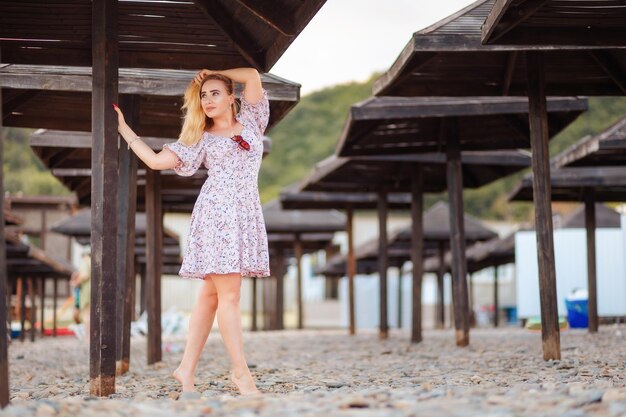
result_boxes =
[200,79,234,119]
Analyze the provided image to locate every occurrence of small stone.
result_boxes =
[470,375,482,384]
[168,391,179,400]
[179,392,201,401]
[323,380,348,389]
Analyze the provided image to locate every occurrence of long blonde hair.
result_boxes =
[178,74,238,146]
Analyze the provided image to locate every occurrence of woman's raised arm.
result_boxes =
[194,67,263,104]
[113,104,181,171]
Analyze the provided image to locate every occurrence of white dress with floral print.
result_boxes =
[162,89,271,279]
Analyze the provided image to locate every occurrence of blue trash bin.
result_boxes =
[565,291,588,328]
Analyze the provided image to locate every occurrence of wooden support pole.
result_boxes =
[90,0,119,396]
[436,243,445,329]
[139,264,146,316]
[494,266,499,328]
[397,267,403,329]
[377,189,389,339]
[411,167,424,343]
[584,193,598,333]
[116,95,139,376]
[526,51,561,361]
[28,279,35,342]
[469,274,475,328]
[39,279,45,337]
[0,54,10,403]
[146,169,163,364]
[52,279,58,337]
[275,250,285,330]
[294,234,304,330]
[446,117,470,347]
[19,279,25,342]
[346,206,356,335]
[251,278,258,331]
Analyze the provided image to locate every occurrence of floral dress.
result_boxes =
[162,89,271,279]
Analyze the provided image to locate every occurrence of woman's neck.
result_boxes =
[211,113,236,130]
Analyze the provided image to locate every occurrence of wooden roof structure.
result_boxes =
[482,0,626,46]
[280,190,413,210]
[296,152,530,192]
[1,67,300,137]
[0,0,326,71]
[336,96,586,156]
[509,166,626,202]
[263,199,346,234]
[5,230,74,279]
[561,204,621,229]
[373,0,626,97]
[268,232,335,257]
[552,115,626,168]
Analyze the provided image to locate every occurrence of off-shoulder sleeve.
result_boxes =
[162,139,206,177]
[239,88,270,134]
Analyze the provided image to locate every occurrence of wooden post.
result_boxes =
[469,274,474,328]
[494,266,499,327]
[377,189,389,339]
[446,117,470,347]
[294,234,304,329]
[39,279,45,337]
[0,56,10,404]
[275,250,285,330]
[346,206,356,335]
[584,193,598,333]
[436,243,445,329]
[19,279,25,342]
[90,0,119,396]
[116,95,139,376]
[28,278,35,342]
[139,264,146,315]
[145,169,163,364]
[52,279,58,337]
[397,267,403,329]
[251,278,258,331]
[526,51,561,361]
[411,167,424,343]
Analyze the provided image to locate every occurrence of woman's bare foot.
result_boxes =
[231,369,260,396]
[173,367,196,392]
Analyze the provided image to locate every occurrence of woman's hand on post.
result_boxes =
[194,69,213,85]
[112,103,126,131]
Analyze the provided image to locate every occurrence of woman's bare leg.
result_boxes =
[173,277,218,392]
[211,273,259,395]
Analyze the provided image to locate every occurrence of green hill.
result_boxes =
[4,75,626,222]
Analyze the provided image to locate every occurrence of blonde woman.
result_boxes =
[114,68,270,396]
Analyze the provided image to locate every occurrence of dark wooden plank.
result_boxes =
[116,95,139,375]
[410,167,424,343]
[527,51,561,361]
[52,279,57,337]
[584,192,598,333]
[436,243,445,329]
[377,189,389,339]
[294,234,304,330]
[28,278,35,342]
[588,51,626,95]
[0,50,10,405]
[445,117,470,347]
[346,206,356,336]
[494,266,499,328]
[38,278,44,337]
[89,0,119,397]
[19,279,25,342]
[145,169,162,364]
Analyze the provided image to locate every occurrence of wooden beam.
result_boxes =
[494,266,499,328]
[0,47,10,407]
[38,278,45,337]
[445,117,470,347]
[436,242,445,329]
[275,250,285,330]
[588,51,626,95]
[526,51,561,361]
[482,0,550,44]
[584,192,598,333]
[52,279,57,337]
[397,266,403,329]
[294,233,304,330]
[346,206,356,336]
[410,167,424,343]
[235,0,296,36]
[19,279,25,343]
[28,279,35,342]
[192,0,265,70]
[502,51,518,96]
[145,169,162,364]
[90,0,119,397]
[377,188,389,339]
[116,95,139,376]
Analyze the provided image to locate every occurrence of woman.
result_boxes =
[114,68,270,396]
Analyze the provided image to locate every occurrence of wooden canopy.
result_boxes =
[552,115,626,168]
[2,67,300,137]
[509,166,626,202]
[561,204,621,229]
[280,190,413,210]
[263,199,346,234]
[296,152,530,192]
[373,0,626,97]
[268,232,335,257]
[5,230,74,279]
[336,96,586,156]
[482,0,626,46]
[0,0,326,71]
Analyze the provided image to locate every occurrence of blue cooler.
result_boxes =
[565,289,589,328]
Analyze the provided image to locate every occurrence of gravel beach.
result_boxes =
[2,325,626,416]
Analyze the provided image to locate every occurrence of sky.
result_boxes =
[271,0,476,95]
